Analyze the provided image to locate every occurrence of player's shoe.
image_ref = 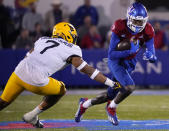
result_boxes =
[105,102,119,126]
[75,98,88,122]
[22,113,44,128]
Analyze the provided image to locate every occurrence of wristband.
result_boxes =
[77,61,87,70]
[90,69,99,79]
[104,78,114,87]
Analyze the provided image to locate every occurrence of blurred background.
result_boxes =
[1,0,169,90]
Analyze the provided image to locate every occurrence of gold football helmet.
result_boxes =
[52,22,78,44]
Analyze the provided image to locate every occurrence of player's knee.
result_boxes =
[107,87,120,100]
[0,98,10,111]
[59,81,66,96]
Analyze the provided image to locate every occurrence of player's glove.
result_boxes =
[143,51,157,63]
[114,82,121,89]
[130,40,140,54]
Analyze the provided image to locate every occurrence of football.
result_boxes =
[116,40,131,51]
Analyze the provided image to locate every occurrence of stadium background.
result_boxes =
[1,0,169,130]
[1,0,169,89]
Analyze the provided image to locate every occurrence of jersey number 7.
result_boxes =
[40,40,60,54]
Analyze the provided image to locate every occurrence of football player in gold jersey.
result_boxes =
[0,22,119,128]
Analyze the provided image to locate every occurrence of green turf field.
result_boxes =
[1,94,169,131]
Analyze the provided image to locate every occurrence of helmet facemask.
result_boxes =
[127,15,148,33]
[68,30,78,45]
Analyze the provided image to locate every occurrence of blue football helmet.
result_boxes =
[127,2,148,33]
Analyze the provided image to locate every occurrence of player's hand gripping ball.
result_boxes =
[130,39,140,54]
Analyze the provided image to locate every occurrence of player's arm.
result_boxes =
[143,38,157,63]
[143,23,157,63]
[145,38,155,54]
[108,32,131,59]
[68,56,116,87]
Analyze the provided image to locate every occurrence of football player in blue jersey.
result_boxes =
[75,2,157,125]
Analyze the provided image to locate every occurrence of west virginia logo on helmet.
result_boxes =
[52,22,78,45]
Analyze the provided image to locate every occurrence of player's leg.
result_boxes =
[23,94,65,128]
[106,62,135,125]
[108,64,135,106]
[112,85,134,104]
[0,98,10,111]
[75,82,121,122]
[75,91,108,122]
[39,94,64,110]
[25,79,66,110]
[75,91,111,122]
[22,78,66,128]
[110,59,136,105]
[0,73,24,110]
[37,81,66,111]
[106,83,134,126]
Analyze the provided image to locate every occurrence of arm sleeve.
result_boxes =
[108,32,131,59]
[145,38,155,55]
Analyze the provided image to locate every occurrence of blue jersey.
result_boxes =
[108,19,155,61]
[107,19,155,87]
